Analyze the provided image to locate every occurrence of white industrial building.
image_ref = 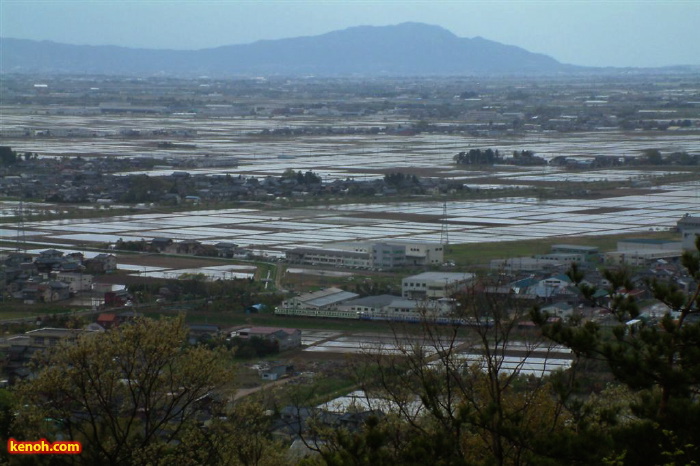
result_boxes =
[605,238,683,266]
[337,294,455,320]
[677,214,700,251]
[275,287,359,318]
[284,247,370,268]
[402,272,474,299]
[550,245,599,260]
[285,241,444,270]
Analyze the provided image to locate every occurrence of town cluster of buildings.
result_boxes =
[490,232,699,273]
[277,253,697,324]
[1,145,465,205]
[276,216,700,322]
[274,269,594,322]
[0,320,301,383]
[490,244,600,272]
[1,249,116,303]
[0,125,195,139]
[0,309,140,381]
[4,74,698,140]
[115,237,247,259]
[0,150,241,204]
[276,271,474,320]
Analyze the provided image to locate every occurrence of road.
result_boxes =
[233,374,300,401]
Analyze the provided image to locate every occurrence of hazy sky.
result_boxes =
[2,0,698,68]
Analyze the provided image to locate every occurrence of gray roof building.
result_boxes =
[677,214,700,251]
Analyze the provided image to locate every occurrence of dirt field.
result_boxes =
[117,254,227,269]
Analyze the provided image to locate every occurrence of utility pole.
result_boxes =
[440,201,449,247]
[15,196,26,253]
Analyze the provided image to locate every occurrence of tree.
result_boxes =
[281,168,297,180]
[302,280,576,465]
[159,399,290,466]
[641,148,663,165]
[121,175,172,203]
[0,146,18,166]
[533,238,700,465]
[453,148,502,166]
[13,316,235,466]
[298,171,322,185]
[0,389,17,465]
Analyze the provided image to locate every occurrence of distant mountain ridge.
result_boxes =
[2,22,579,76]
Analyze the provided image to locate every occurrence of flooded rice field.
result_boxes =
[3,110,700,183]
[9,180,698,261]
[2,110,699,266]
[301,331,572,378]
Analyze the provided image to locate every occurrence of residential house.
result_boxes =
[214,242,239,258]
[96,313,119,329]
[540,302,575,319]
[531,274,574,301]
[187,324,221,345]
[84,254,117,273]
[230,326,302,351]
[40,281,70,302]
[57,272,93,293]
[0,327,98,380]
[150,237,174,252]
[104,289,131,307]
[34,249,65,272]
[174,239,202,255]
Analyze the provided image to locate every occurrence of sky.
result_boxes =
[1,0,699,68]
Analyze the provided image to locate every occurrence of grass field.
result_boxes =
[0,304,80,321]
[446,230,679,266]
[143,308,399,333]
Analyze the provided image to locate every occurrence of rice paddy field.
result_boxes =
[3,181,694,261]
[1,109,699,272]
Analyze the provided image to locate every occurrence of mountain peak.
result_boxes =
[314,22,458,44]
[1,23,569,76]
[344,22,456,36]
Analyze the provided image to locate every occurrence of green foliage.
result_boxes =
[642,149,663,165]
[226,336,279,359]
[179,272,207,281]
[453,148,501,165]
[121,175,173,203]
[383,172,419,187]
[0,146,18,166]
[114,238,150,252]
[282,168,322,185]
[302,245,700,465]
[157,399,290,466]
[13,316,235,465]
[534,239,700,465]
[0,389,15,441]
[302,285,578,465]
